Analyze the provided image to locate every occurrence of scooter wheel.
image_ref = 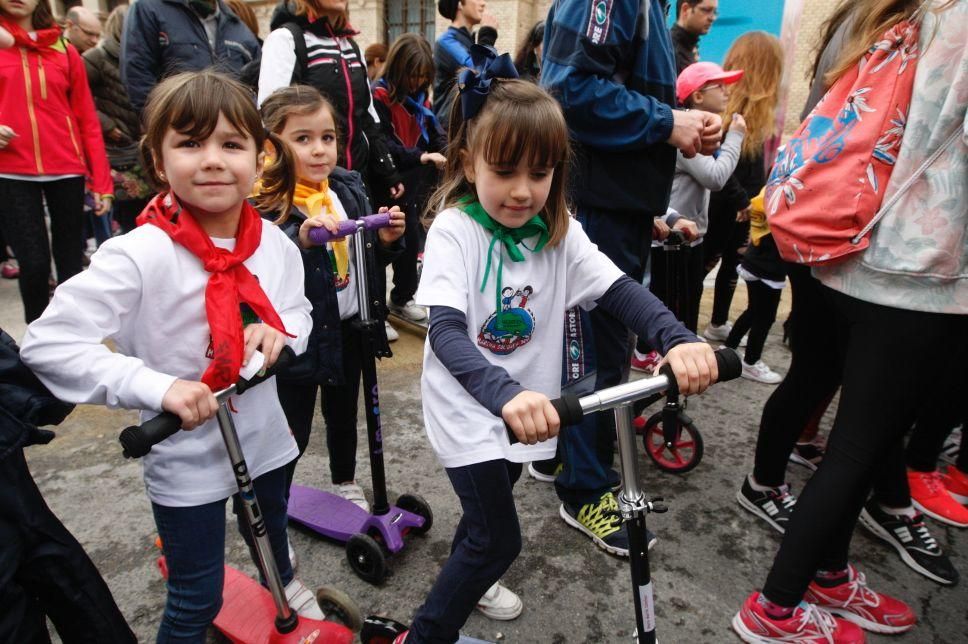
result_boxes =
[316,585,364,632]
[396,493,434,535]
[641,411,704,473]
[346,533,387,584]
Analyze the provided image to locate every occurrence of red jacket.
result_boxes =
[0,38,112,195]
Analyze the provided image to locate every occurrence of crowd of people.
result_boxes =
[1,0,965,642]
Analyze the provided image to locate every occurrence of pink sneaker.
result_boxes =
[631,350,661,373]
[804,565,916,634]
[732,592,865,643]
[1,260,18,279]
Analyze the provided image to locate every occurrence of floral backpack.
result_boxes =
[764,12,923,265]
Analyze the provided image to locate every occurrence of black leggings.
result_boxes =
[725,278,782,365]
[278,320,363,491]
[762,288,968,607]
[704,220,750,327]
[0,177,85,322]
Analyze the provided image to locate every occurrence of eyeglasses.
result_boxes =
[699,83,726,93]
[697,7,719,17]
[76,25,101,39]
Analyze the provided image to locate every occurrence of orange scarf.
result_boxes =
[292,180,349,280]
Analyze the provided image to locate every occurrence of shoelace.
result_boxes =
[917,470,947,495]
[581,494,623,537]
[775,485,797,511]
[910,517,939,551]
[838,569,882,608]
[797,603,837,643]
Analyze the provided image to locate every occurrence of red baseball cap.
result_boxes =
[676,62,744,105]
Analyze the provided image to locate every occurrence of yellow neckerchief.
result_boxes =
[292,180,349,280]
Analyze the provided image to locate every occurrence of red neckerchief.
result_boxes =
[0,18,62,50]
[136,193,293,390]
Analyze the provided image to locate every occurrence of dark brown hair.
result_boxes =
[364,42,388,67]
[380,33,434,102]
[259,85,340,224]
[427,79,572,248]
[23,0,57,30]
[139,71,297,214]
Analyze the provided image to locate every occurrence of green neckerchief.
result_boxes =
[460,197,548,329]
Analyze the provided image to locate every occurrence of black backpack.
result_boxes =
[239,22,309,91]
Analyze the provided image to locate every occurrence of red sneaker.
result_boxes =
[941,466,968,505]
[0,260,18,279]
[732,592,865,643]
[804,565,916,634]
[908,468,968,527]
[631,350,661,373]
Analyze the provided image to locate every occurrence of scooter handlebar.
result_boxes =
[119,347,297,459]
[306,212,392,245]
[506,348,742,443]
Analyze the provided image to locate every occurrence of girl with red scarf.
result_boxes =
[0,0,111,323]
[19,71,326,642]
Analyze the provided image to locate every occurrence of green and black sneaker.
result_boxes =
[560,491,656,557]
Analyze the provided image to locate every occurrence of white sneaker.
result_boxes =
[285,578,325,620]
[741,359,783,384]
[704,322,747,347]
[335,481,370,512]
[389,299,427,322]
[476,581,523,621]
[287,535,298,573]
[384,320,399,342]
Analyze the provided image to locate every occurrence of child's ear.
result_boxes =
[255,149,266,179]
[690,90,705,108]
[460,150,475,184]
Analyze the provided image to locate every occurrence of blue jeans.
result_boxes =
[555,206,653,506]
[408,460,523,644]
[151,466,293,643]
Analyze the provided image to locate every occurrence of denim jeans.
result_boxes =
[408,460,523,643]
[151,466,293,643]
[555,206,653,506]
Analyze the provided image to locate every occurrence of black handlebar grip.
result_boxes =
[235,346,296,395]
[714,346,743,382]
[505,393,583,445]
[119,412,182,459]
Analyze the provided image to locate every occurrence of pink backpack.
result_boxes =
[765,16,922,265]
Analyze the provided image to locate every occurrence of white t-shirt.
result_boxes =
[415,209,624,468]
[296,189,359,320]
[21,222,313,507]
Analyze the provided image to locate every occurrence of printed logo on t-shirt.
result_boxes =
[477,286,535,355]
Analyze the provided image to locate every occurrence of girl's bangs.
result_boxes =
[478,104,568,169]
[166,77,260,142]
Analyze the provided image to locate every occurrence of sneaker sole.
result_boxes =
[735,490,786,535]
[475,602,523,621]
[527,463,557,483]
[740,371,782,385]
[731,612,779,644]
[559,504,652,557]
[911,499,968,528]
[858,510,956,586]
[788,453,819,472]
[824,607,915,634]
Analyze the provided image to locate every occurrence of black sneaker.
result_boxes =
[560,492,656,557]
[736,475,797,534]
[859,500,958,586]
[789,441,826,471]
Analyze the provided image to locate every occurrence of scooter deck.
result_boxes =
[288,484,425,552]
[213,564,354,644]
[158,557,353,644]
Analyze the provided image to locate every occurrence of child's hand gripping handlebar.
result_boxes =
[507,348,743,443]
[118,347,297,459]
[306,212,393,245]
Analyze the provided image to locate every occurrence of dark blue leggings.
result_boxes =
[408,460,523,643]
[151,465,293,643]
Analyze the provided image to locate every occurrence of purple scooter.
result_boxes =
[287,213,432,584]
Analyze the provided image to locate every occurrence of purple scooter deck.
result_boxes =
[288,485,424,553]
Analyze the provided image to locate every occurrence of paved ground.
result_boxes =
[3,275,965,643]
